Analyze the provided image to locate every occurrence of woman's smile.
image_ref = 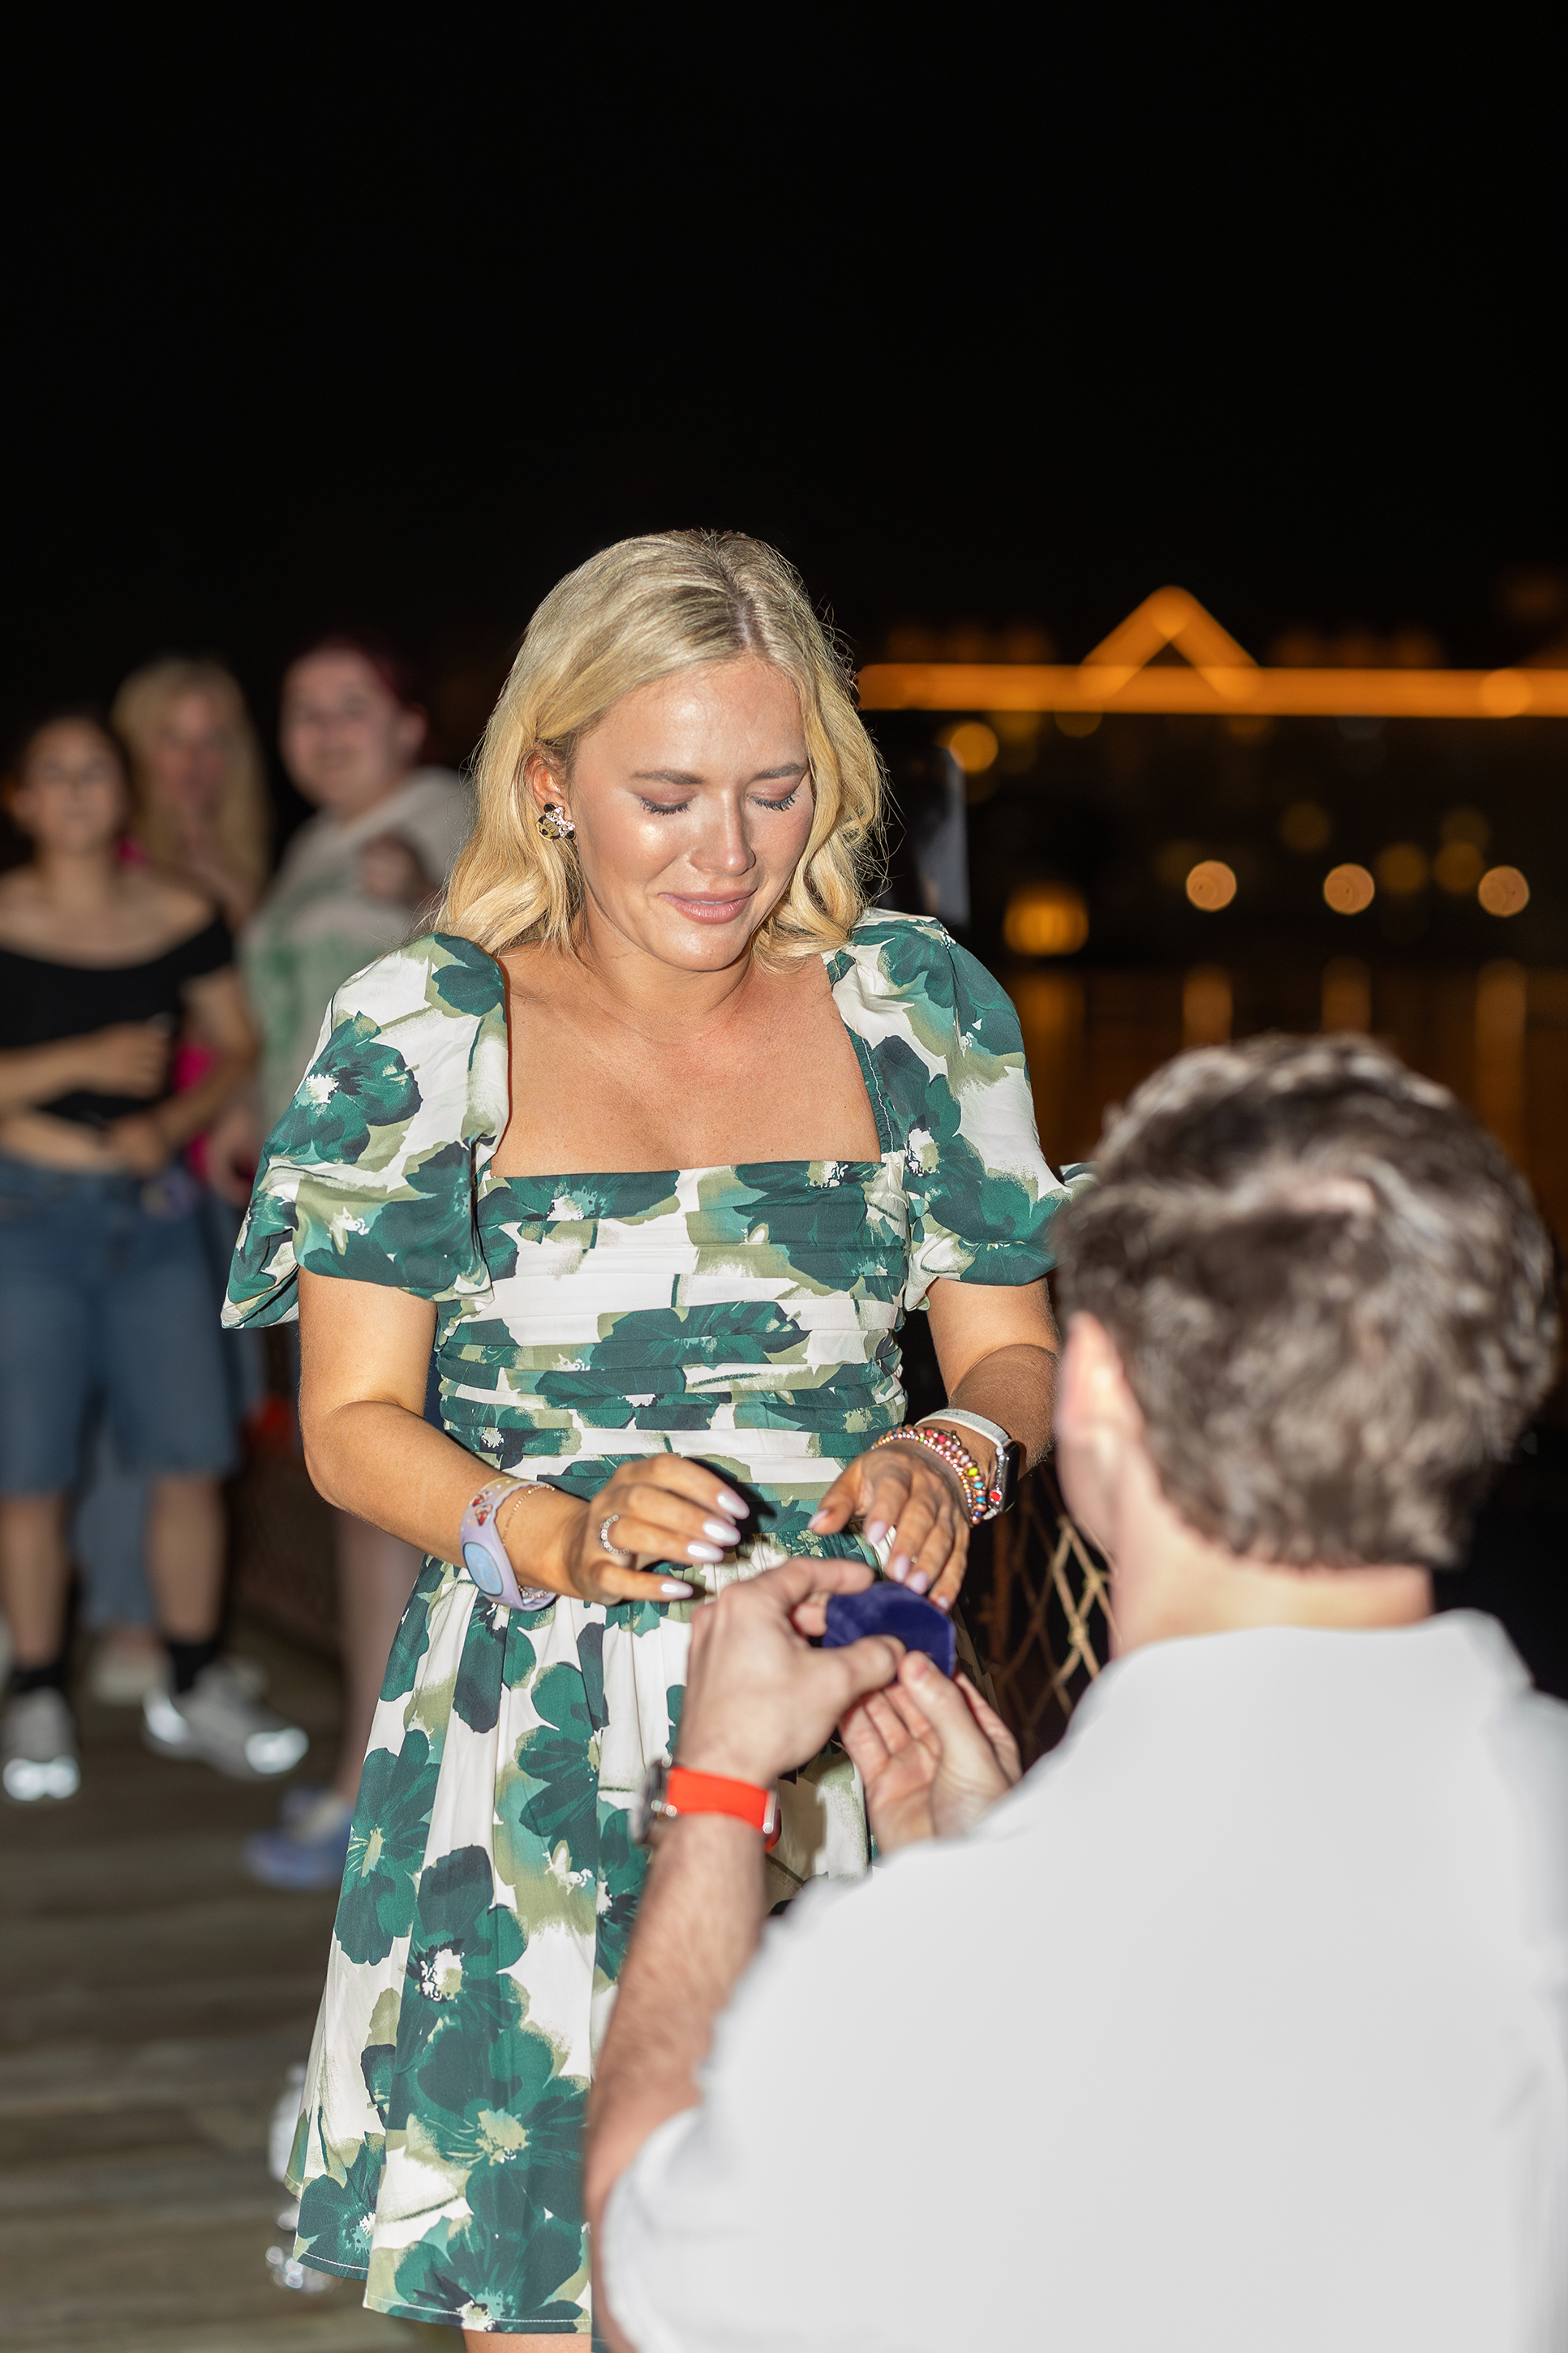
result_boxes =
[659,888,757,923]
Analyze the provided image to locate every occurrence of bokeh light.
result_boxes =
[1055,711,1102,738]
[1003,881,1089,957]
[1324,863,1376,914]
[939,720,999,774]
[1183,965,1233,1045]
[1279,801,1333,852]
[1185,860,1237,912]
[1478,866,1530,917]
[1433,840,1485,894]
[1441,806,1490,849]
[1374,842,1428,896]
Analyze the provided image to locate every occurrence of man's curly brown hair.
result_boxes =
[1053,1035,1559,1568]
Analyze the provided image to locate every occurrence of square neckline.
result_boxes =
[483,942,895,1190]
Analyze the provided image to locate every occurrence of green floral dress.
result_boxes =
[225,912,1068,2335]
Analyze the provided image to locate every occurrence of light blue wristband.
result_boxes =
[458,1478,557,1612]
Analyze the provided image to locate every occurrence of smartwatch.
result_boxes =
[917,1409,1025,1516]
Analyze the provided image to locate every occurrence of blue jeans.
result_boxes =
[0,1156,238,1496]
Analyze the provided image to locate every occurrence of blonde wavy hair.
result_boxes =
[440,531,883,961]
[110,658,271,904]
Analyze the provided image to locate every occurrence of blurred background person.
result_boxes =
[68,659,275,1708]
[114,655,273,929]
[236,634,474,1890]
[0,711,305,1802]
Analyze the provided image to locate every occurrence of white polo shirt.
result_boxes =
[605,1612,1568,2352]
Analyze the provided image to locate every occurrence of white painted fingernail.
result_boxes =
[660,1578,694,1597]
[889,1555,911,1581]
[908,1571,930,1594]
[686,1541,724,1562]
[864,1519,888,1543]
[808,1511,829,1531]
[714,1488,745,1515]
[702,1519,740,1544]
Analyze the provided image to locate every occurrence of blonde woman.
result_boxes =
[112,657,272,929]
[226,533,1068,2342]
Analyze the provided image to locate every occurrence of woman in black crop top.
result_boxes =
[0,712,304,1803]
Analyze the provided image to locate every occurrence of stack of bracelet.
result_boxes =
[869,1423,995,1523]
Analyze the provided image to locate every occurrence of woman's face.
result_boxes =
[8,721,128,857]
[543,657,814,972]
[280,651,426,819]
[144,690,233,820]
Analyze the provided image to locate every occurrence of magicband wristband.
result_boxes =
[631,1759,782,1848]
[459,1478,558,1612]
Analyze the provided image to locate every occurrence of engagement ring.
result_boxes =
[599,1513,634,1567]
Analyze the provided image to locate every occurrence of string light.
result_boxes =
[1478,867,1530,917]
[1185,861,1237,911]
[1324,865,1376,915]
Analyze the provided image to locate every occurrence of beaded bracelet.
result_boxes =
[869,1425,991,1524]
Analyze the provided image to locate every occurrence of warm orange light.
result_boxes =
[1003,882,1089,957]
[1183,966,1233,1046]
[1479,866,1530,917]
[939,720,999,774]
[1375,843,1428,897]
[1280,801,1332,853]
[1433,840,1485,894]
[858,588,1568,718]
[1185,861,1237,911]
[1325,864,1375,914]
[1441,807,1490,849]
[1321,957,1373,1033]
[1055,711,1102,738]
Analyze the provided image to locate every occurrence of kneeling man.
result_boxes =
[587,1036,1567,2353]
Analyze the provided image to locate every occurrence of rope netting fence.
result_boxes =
[964,1465,1115,1766]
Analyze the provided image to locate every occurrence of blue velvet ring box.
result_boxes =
[822,1582,957,1677]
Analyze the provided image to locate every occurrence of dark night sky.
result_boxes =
[4,26,1563,749]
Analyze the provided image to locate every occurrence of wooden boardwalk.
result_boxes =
[0,1619,445,2353]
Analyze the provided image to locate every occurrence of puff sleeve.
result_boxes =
[831,915,1080,1312]
[223,933,509,1329]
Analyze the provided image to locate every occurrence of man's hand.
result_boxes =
[840,1651,1021,1856]
[676,1556,905,1787]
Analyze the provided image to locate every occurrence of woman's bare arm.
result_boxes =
[298,1271,763,1606]
[0,1028,168,1117]
[924,1273,1059,1468]
[806,1276,1059,1607]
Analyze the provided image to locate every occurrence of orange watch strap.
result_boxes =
[664,1766,782,1849]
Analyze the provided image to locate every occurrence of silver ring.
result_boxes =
[598,1512,634,1566]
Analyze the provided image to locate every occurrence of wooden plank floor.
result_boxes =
[0,1620,447,2352]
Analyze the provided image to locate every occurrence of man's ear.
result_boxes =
[1056,1314,1143,1445]
[1056,1314,1144,1558]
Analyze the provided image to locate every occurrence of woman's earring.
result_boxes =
[537,804,576,840]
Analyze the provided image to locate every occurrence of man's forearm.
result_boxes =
[586,1817,766,2246]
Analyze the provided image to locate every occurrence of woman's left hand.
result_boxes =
[808,1439,972,1610]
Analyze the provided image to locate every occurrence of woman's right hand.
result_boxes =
[72,1022,171,1099]
[539,1459,750,1607]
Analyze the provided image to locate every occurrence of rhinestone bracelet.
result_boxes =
[869,1425,990,1523]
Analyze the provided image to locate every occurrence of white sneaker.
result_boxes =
[143,1659,308,1780]
[2,1688,81,1802]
